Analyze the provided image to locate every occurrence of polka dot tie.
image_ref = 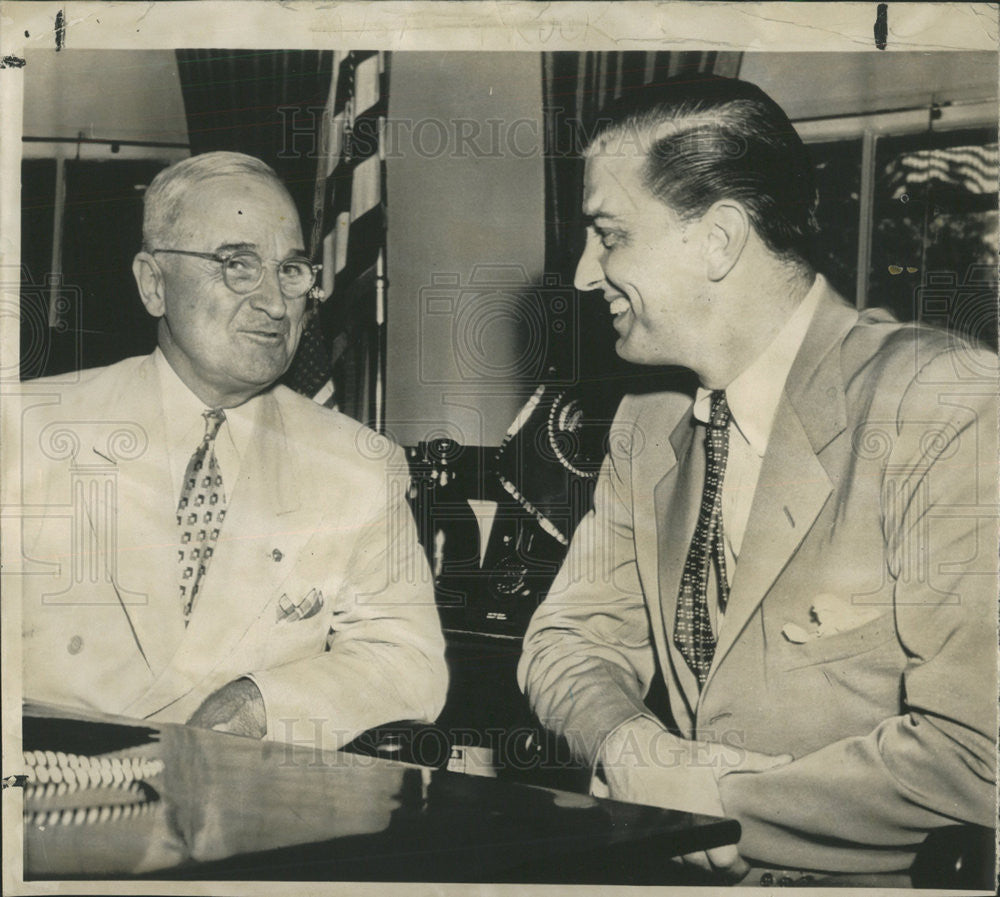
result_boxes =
[674,391,731,689]
[177,410,227,621]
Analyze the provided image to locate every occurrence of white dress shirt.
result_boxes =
[692,274,825,633]
[153,348,259,504]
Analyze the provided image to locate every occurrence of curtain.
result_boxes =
[175,50,333,231]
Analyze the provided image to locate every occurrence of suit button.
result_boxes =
[759,873,774,886]
[67,635,83,654]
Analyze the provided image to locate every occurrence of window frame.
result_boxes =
[795,99,997,310]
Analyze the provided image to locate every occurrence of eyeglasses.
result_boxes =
[150,249,321,298]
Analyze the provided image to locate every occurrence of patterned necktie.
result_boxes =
[177,409,227,621]
[674,390,732,688]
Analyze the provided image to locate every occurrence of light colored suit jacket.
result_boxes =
[16,354,447,748]
[519,285,997,872]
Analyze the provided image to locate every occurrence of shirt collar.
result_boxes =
[153,348,260,492]
[693,273,825,457]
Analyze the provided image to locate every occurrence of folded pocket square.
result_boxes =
[276,588,324,622]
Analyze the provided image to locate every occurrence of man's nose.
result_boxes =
[250,267,288,317]
[574,236,604,293]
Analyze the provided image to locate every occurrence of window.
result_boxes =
[805,110,998,350]
[870,130,997,348]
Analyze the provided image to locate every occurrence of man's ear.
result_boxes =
[132,252,166,317]
[701,201,750,282]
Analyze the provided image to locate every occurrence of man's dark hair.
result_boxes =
[587,74,819,266]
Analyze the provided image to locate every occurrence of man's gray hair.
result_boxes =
[141,151,286,250]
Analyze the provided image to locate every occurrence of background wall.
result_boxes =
[22,50,190,161]
[385,53,545,448]
[741,52,998,120]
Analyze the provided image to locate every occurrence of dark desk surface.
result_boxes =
[21,704,739,884]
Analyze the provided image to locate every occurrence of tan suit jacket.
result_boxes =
[519,285,997,871]
[16,354,447,748]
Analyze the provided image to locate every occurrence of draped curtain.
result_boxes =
[175,50,334,234]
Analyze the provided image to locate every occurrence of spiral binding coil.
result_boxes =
[22,749,164,827]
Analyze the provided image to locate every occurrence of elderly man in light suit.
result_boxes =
[518,76,996,882]
[18,152,446,747]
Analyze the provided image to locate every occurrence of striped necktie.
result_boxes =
[176,409,227,621]
[674,390,732,688]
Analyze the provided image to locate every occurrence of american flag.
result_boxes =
[285,50,388,427]
[885,143,999,200]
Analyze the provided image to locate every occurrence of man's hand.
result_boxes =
[599,717,792,881]
[187,678,267,738]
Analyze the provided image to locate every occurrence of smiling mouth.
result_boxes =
[608,297,630,318]
[241,329,286,342]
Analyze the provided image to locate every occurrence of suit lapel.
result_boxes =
[652,409,704,717]
[707,400,833,676]
[127,391,315,720]
[99,356,186,676]
[704,288,858,689]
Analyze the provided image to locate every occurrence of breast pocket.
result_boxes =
[260,585,336,670]
[777,612,898,671]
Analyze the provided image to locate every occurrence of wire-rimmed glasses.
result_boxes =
[150,249,321,298]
